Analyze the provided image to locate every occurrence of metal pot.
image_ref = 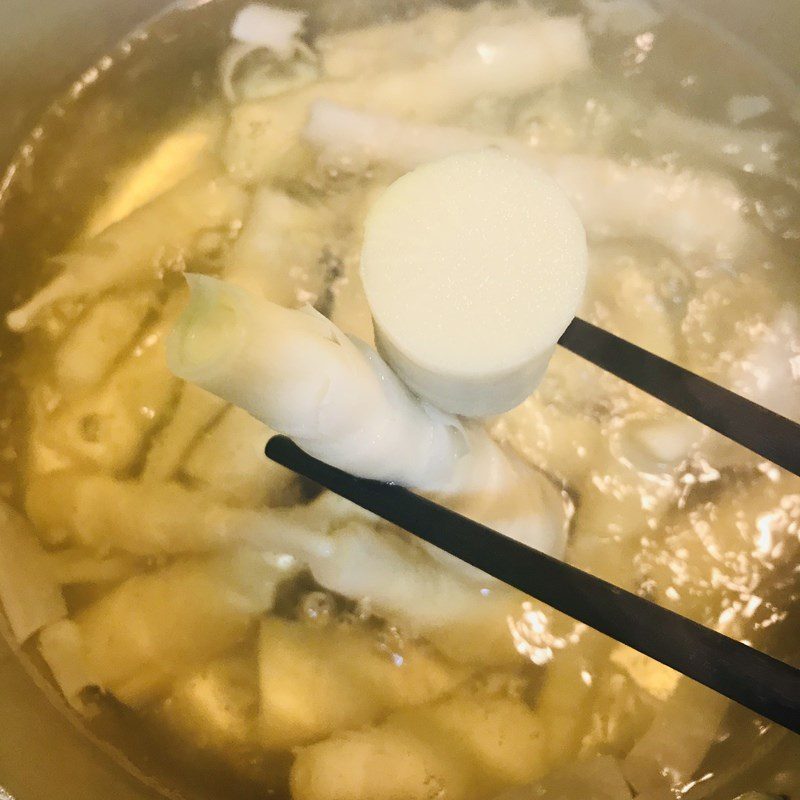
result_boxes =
[0,1,797,798]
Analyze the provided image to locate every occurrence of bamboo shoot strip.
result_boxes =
[142,383,227,482]
[316,3,573,80]
[54,289,158,390]
[167,275,568,562]
[303,101,753,258]
[182,405,300,508]
[222,14,589,182]
[0,501,66,643]
[75,549,296,706]
[230,4,307,56]
[7,168,248,331]
[25,471,333,558]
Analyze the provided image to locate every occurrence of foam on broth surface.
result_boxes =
[0,2,799,799]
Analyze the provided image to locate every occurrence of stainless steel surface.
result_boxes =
[0,638,159,800]
[0,1,798,799]
[0,0,165,160]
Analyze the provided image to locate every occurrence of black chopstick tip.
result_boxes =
[265,434,293,465]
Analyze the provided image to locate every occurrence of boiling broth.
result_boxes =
[0,2,798,799]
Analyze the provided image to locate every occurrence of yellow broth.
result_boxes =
[0,2,798,799]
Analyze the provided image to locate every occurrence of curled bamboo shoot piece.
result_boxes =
[167,275,568,567]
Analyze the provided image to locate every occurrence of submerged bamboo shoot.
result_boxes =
[25,471,332,558]
[183,405,300,507]
[0,502,66,642]
[308,521,516,634]
[291,689,548,800]
[257,616,466,748]
[54,289,158,390]
[75,549,294,705]
[7,169,248,331]
[32,297,183,474]
[304,101,754,257]
[223,14,589,182]
[225,187,333,306]
[141,383,227,481]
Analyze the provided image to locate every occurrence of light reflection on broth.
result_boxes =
[0,1,798,800]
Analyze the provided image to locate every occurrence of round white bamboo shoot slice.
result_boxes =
[361,149,587,417]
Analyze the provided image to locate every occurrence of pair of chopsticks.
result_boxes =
[266,316,800,735]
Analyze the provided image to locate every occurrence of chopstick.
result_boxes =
[265,434,800,735]
[559,318,800,477]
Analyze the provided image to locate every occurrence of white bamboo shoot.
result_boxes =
[183,405,300,507]
[303,102,754,257]
[167,275,568,563]
[225,187,333,306]
[308,521,515,634]
[7,168,248,331]
[223,14,588,182]
[54,289,157,390]
[25,471,333,558]
[75,549,294,706]
[0,501,66,642]
[360,150,587,417]
[142,383,227,481]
